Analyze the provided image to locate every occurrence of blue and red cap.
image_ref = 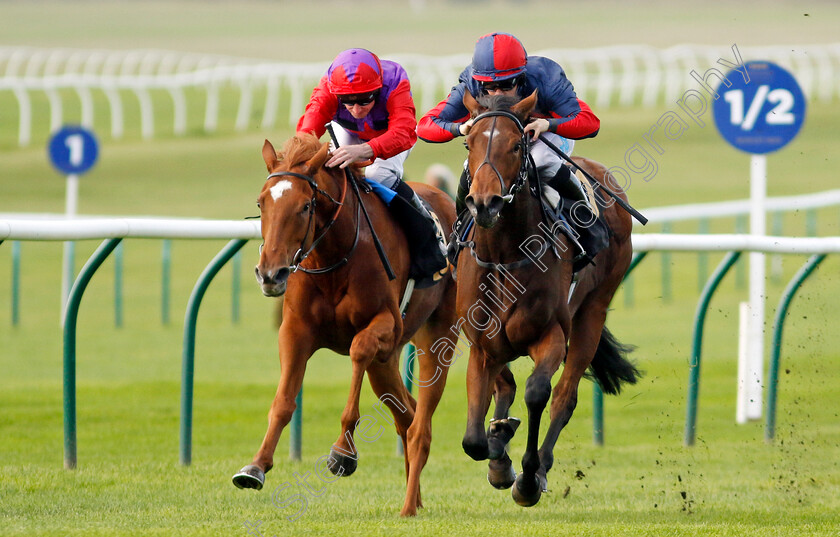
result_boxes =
[327,48,383,95]
[471,32,527,82]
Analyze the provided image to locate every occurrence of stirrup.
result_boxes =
[447,211,473,267]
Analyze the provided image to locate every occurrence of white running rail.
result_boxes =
[2,44,838,146]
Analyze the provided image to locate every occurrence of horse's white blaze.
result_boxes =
[269,180,293,201]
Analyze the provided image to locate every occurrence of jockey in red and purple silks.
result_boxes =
[297,48,447,285]
[417,32,600,219]
[297,48,417,195]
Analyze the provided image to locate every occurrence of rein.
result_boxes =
[265,168,359,274]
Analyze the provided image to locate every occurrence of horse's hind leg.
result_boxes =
[233,321,314,490]
[365,351,417,484]
[328,311,396,477]
[400,323,456,516]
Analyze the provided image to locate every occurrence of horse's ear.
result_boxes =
[304,142,330,174]
[463,88,480,117]
[262,140,278,172]
[512,89,538,120]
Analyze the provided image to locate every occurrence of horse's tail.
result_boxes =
[586,326,641,395]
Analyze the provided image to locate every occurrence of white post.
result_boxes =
[61,174,79,320]
[736,301,749,423]
[747,154,766,420]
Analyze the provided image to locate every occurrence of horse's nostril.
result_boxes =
[488,195,505,217]
[255,265,269,284]
[255,266,291,287]
[465,196,478,216]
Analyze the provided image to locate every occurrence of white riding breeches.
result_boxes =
[530,132,575,179]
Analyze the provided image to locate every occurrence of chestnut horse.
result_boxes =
[232,134,457,517]
[457,91,640,507]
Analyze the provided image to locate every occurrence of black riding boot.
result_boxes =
[546,165,595,225]
[455,167,470,216]
[389,180,448,287]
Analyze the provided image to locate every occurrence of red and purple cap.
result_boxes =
[327,48,383,95]
[471,32,527,82]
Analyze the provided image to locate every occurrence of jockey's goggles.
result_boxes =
[480,77,519,93]
[338,91,379,106]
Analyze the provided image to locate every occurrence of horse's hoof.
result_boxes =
[232,465,265,490]
[487,456,516,489]
[327,449,358,477]
[487,417,521,460]
[462,436,489,461]
[511,473,542,507]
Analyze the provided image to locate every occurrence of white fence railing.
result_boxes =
[3,217,839,253]
[2,187,839,238]
[2,44,839,147]
[0,217,260,241]
[642,189,840,224]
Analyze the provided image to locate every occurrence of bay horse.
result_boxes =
[232,133,457,517]
[457,90,640,507]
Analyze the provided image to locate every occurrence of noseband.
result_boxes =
[466,110,531,203]
[264,168,358,274]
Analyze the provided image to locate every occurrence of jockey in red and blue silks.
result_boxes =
[297,48,447,285]
[417,32,600,220]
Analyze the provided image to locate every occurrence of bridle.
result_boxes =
[263,167,359,274]
[459,108,569,271]
[465,109,531,204]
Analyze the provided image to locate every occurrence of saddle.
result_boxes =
[542,171,611,273]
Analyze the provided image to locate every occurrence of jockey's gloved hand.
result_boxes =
[524,118,549,142]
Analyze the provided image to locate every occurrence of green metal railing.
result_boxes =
[63,238,123,469]
[180,238,248,466]
[684,251,741,446]
[765,254,826,442]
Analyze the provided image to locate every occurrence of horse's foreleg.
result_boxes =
[487,366,518,458]
[491,366,517,420]
[233,322,313,490]
[328,311,396,477]
[512,329,566,507]
[485,365,519,489]
[462,347,505,462]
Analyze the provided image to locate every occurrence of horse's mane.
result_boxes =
[475,94,520,113]
[279,133,323,168]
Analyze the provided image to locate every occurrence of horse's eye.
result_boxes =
[462,141,470,150]
[302,202,311,213]
[513,143,522,153]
